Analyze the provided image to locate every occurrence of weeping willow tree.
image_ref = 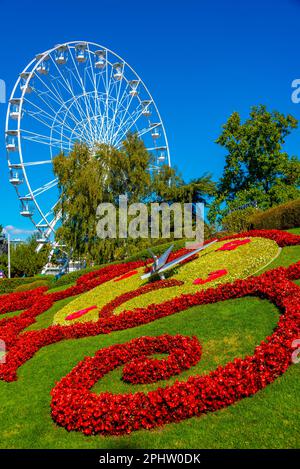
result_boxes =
[53,134,215,263]
[53,134,155,261]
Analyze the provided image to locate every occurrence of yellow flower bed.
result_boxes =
[54,237,279,325]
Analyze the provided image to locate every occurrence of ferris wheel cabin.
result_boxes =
[9,99,22,120]
[75,43,87,63]
[20,72,33,93]
[55,45,68,64]
[6,130,18,152]
[95,50,106,69]
[36,54,50,75]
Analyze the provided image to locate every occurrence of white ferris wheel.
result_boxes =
[5,41,171,249]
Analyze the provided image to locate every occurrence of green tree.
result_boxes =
[6,237,48,277]
[209,105,300,224]
[53,135,155,260]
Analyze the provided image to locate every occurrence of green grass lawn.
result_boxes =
[0,231,299,449]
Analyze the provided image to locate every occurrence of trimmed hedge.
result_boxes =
[0,277,40,295]
[222,207,259,233]
[14,280,50,292]
[249,199,300,230]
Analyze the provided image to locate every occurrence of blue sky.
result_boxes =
[0,0,300,238]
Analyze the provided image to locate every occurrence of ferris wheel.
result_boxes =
[5,41,171,248]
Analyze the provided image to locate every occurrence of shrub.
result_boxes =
[222,207,259,233]
[249,198,300,230]
[14,280,50,292]
[0,277,39,295]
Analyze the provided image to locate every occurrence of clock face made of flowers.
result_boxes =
[1,230,300,437]
[54,236,280,325]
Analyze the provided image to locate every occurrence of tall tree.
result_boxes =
[53,135,155,260]
[209,105,300,223]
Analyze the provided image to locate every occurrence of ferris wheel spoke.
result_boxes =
[113,105,146,147]
[53,69,96,134]
[86,45,104,139]
[101,61,115,142]
[48,54,95,129]
[111,91,140,145]
[136,124,159,139]
[110,76,137,130]
[25,179,58,199]
[21,129,72,151]
[29,94,83,146]
[34,72,73,111]
[24,100,85,144]
[30,99,91,146]
[22,160,52,167]
[27,88,67,126]
[50,77,90,131]
[67,46,96,139]
[106,67,128,143]
[33,71,91,135]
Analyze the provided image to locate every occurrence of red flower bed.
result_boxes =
[122,335,201,384]
[219,229,300,247]
[0,229,299,434]
[193,269,228,285]
[0,286,48,315]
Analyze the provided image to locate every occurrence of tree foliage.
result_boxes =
[0,236,49,278]
[209,105,300,224]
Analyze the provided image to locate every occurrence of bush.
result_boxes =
[249,199,300,230]
[222,207,259,233]
[0,277,39,295]
[14,280,50,292]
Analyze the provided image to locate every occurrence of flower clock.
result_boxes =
[0,229,300,436]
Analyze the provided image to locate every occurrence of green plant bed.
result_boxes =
[46,283,76,294]
[24,296,80,332]
[14,280,50,292]
[288,227,300,235]
[2,295,298,449]
[1,310,24,320]
[0,277,44,295]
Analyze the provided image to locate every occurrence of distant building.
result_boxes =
[11,239,25,249]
